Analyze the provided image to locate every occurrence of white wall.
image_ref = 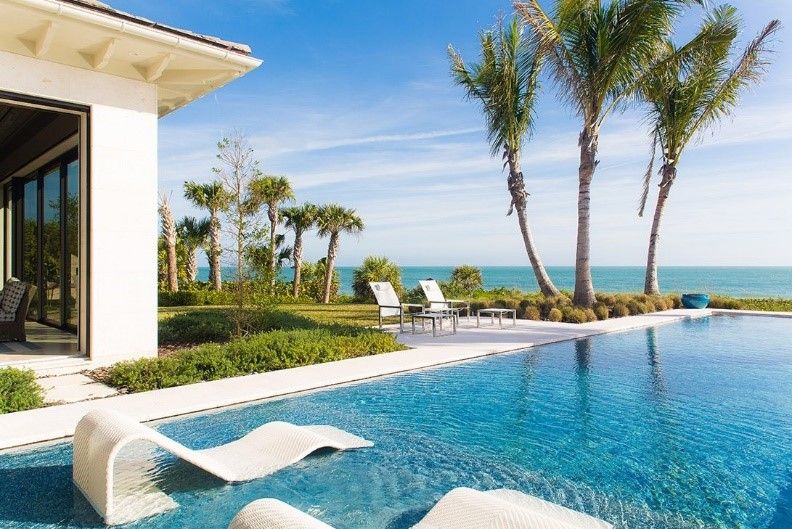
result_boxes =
[0,50,158,362]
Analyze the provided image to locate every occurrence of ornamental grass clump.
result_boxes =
[0,368,44,414]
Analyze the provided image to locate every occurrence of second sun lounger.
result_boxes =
[227,487,614,529]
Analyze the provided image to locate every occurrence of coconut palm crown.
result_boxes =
[250,176,295,289]
[282,203,319,297]
[516,0,693,306]
[638,7,779,294]
[183,181,230,290]
[449,16,560,297]
[316,204,364,304]
[177,216,210,283]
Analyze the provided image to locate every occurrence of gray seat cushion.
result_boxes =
[0,280,27,315]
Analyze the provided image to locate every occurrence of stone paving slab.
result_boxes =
[0,309,721,451]
[39,373,118,404]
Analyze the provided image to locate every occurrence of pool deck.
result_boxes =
[0,308,787,451]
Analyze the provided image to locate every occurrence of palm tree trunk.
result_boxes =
[159,197,178,293]
[209,212,222,291]
[186,249,198,282]
[322,233,339,304]
[644,164,676,295]
[292,230,304,298]
[573,128,597,307]
[269,208,277,291]
[507,152,560,297]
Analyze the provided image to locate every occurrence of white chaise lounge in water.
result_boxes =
[72,409,373,525]
[227,487,614,529]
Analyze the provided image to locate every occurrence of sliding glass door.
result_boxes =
[12,150,79,332]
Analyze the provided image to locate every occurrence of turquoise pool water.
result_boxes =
[1,315,791,529]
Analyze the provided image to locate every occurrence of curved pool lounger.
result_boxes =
[72,409,372,525]
[227,488,613,529]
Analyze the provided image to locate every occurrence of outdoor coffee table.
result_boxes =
[410,311,457,337]
[476,308,517,328]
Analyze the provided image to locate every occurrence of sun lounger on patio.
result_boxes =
[419,279,471,320]
[369,281,424,332]
[72,409,372,525]
[227,487,613,529]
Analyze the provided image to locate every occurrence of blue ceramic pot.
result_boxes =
[682,293,710,309]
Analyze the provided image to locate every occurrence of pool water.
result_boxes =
[1,315,791,529]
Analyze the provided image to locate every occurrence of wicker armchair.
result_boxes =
[0,283,35,342]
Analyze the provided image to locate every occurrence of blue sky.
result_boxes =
[114,0,791,267]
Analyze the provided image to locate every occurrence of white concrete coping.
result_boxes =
[0,307,780,452]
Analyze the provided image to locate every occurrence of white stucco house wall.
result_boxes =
[0,0,260,363]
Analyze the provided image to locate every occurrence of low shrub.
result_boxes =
[0,368,43,414]
[583,308,598,322]
[593,302,609,320]
[708,295,746,310]
[564,307,588,324]
[613,303,630,318]
[159,310,234,344]
[524,306,541,320]
[108,328,407,393]
[158,289,235,307]
[547,307,563,322]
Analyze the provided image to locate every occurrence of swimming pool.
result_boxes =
[1,315,790,529]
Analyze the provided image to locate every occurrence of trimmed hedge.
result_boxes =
[109,327,407,393]
[0,368,44,414]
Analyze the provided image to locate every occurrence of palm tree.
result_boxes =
[177,216,210,283]
[638,8,779,294]
[184,181,229,291]
[282,203,318,297]
[449,17,560,297]
[316,204,364,304]
[516,0,688,307]
[158,193,178,292]
[250,176,295,290]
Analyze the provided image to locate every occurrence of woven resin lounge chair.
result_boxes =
[72,409,373,525]
[0,280,35,342]
[369,281,424,332]
[227,487,614,529]
[419,279,471,321]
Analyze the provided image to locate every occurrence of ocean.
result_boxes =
[196,266,792,298]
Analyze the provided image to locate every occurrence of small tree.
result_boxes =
[213,132,266,335]
[158,192,178,293]
[449,265,483,295]
[177,216,210,283]
[282,203,318,297]
[300,259,340,303]
[250,175,294,291]
[316,204,364,304]
[352,256,403,302]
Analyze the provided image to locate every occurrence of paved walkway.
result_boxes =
[0,308,723,450]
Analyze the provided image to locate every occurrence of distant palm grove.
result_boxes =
[160,0,779,311]
[158,132,364,311]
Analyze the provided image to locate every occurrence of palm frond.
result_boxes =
[685,18,780,146]
[638,129,659,217]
